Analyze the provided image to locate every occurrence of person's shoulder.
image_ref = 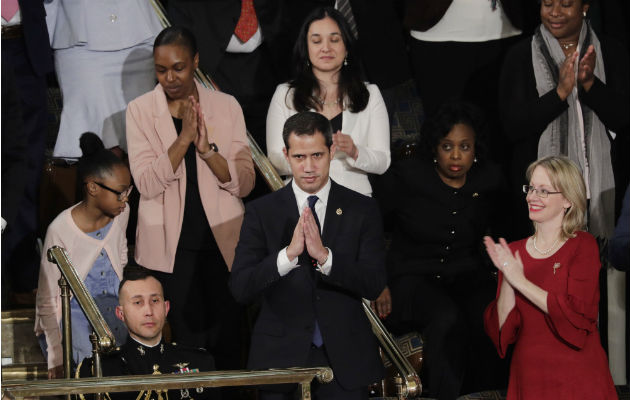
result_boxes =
[598,35,630,64]
[508,236,529,252]
[46,204,78,235]
[331,180,376,208]
[470,160,504,189]
[129,85,160,108]
[245,185,291,211]
[505,35,534,62]
[201,86,240,109]
[364,83,379,93]
[77,348,125,378]
[572,230,598,246]
[276,82,291,92]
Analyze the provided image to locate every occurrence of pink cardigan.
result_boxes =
[35,204,129,369]
[126,81,255,272]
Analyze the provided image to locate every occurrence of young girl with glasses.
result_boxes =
[35,132,132,379]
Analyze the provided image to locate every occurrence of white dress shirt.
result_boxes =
[277,179,333,276]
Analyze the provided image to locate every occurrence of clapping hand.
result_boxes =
[483,236,525,286]
[557,51,579,101]
[578,44,596,91]
[332,130,358,160]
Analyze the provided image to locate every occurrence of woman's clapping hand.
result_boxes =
[483,236,525,286]
[578,44,596,92]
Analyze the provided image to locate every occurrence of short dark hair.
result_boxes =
[77,132,127,197]
[153,26,198,57]
[419,101,488,161]
[118,265,163,296]
[282,112,333,150]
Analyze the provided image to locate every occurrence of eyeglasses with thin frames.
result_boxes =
[92,182,133,201]
[522,185,562,198]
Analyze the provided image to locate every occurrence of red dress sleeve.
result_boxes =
[545,232,601,349]
[484,271,522,358]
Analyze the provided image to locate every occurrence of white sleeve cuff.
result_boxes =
[277,247,299,276]
[316,248,333,276]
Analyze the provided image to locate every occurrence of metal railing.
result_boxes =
[2,367,333,400]
[47,245,117,394]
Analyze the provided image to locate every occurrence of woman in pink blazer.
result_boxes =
[126,27,254,374]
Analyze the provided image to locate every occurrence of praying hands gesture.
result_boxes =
[286,207,328,265]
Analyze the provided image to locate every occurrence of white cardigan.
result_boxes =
[265,83,391,196]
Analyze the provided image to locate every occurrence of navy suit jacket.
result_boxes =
[230,180,386,390]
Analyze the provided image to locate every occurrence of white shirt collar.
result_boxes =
[291,178,331,212]
[131,335,162,348]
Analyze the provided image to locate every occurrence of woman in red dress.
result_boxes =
[483,156,617,399]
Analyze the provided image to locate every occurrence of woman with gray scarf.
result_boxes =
[499,0,629,242]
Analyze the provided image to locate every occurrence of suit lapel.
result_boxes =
[322,181,343,246]
[152,85,179,152]
[279,183,300,248]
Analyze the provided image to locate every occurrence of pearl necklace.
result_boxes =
[532,235,560,255]
[559,42,577,50]
[317,97,340,107]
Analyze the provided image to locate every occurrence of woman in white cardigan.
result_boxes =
[266,7,390,197]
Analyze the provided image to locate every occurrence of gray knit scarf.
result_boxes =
[532,21,615,238]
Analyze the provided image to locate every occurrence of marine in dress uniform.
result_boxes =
[77,266,219,400]
[78,338,219,400]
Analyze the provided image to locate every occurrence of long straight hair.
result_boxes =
[289,7,369,113]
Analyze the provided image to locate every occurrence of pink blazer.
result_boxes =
[126,81,255,272]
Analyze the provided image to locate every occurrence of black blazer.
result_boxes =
[230,180,386,390]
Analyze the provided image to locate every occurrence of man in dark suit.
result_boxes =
[230,111,386,399]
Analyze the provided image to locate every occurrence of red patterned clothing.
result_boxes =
[484,231,617,399]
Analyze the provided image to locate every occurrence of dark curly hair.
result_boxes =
[289,7,369,113]
[419,101,488,162]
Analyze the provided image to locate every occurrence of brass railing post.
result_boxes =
[90,333,103,400]
[59,275,72,400]
[299,381,312,400]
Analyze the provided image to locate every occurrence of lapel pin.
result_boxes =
[472,192,479,197]
[336,208,342,215]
